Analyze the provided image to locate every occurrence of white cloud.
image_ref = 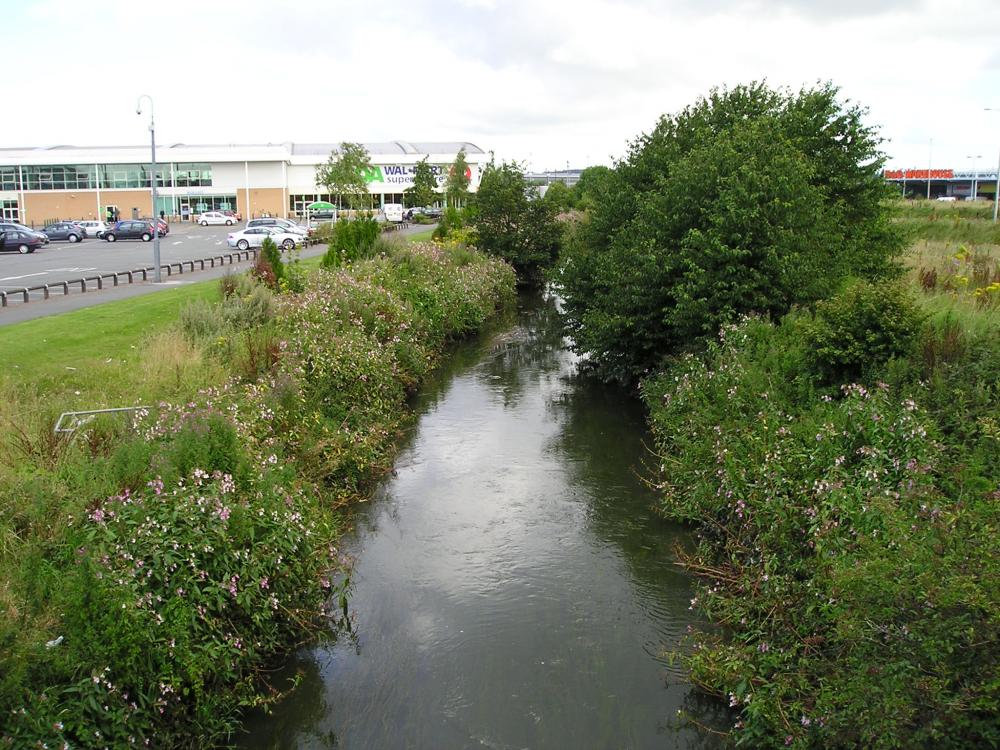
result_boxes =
[6,0,1000,170]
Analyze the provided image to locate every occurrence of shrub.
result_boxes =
[258,236,284,288]
[644,317,1000,749]
[321,217,379,268]
[557,81,905,385]
[803,280,924,384]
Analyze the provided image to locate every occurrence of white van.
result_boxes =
[383,203,404,223]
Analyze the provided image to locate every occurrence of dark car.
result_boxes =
[422,207,443,219]
[0,228,45,254]
[0,222,49,244]
[103,220,155,242]
[42,221,85,243]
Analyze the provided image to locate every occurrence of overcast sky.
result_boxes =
[7,0,1000,172]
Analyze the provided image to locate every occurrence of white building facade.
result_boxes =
[0,141,487,225]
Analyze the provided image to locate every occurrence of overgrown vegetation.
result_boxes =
[545,80,998,748]
[0,242,515,747]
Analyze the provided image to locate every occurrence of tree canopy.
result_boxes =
[471,160,561,282]
[404,157,438,208]
[315,142,373,210]
[446,148,471,208]
[557,81,904,385]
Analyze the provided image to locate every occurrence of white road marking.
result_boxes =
[0,272,48,282]
[173,241,182,245]
[45,267,97,273]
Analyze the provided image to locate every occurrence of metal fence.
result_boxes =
[0,248,259,308]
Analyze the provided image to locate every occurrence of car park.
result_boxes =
[41,222,85,243]
[103,220,155,242]
[77,220,110,238]
[198,211,236,226]
[227,226,304,251]
[246,217,309,235]
[0,229,45,254]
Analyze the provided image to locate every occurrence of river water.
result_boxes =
[241,292,721,749]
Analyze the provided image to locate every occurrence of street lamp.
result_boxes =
[966,154,982,200]
[136,94,161,282]
[926,137,933,200]
[986,109,1000,223]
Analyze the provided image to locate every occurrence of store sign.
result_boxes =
[884,169,955,179]
[365,164,475,186]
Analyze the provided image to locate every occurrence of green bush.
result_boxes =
[321,217,379,268]
[557,82,905,385]
[259,236,284,286]
[803,280,924,384]
[643,317,1000,749]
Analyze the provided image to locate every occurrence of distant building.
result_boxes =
[883,167,999,200]
[0,141,488,225]
[525,169,584,187]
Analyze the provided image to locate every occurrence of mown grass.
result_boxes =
[0,277,221,391]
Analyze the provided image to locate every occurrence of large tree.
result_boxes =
[557,81,904,385]
[404,157,438,208]
[445,148,471,208]
[315,142,373,211]
[471,160,560,281]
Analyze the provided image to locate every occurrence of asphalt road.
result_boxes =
[0,221,434,327]
[0,222,250,288]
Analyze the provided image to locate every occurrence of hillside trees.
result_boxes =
[557,82,905,385]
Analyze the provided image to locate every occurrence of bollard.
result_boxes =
[21,288,29,303]
[79,278,87,293]
[0,291,6,307]
[43,284,50,300]
[59,281,68,295]
[95,276,103,290]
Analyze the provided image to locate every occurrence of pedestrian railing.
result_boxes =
[1,248,259,308]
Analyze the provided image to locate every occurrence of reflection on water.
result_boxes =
[240,292,723,749]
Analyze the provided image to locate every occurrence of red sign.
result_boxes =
[884,169,954,180]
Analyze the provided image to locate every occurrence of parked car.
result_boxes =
[936,196,957,202]
[198,211,236,226]
[0,228,45,254]
[0,222,48,244]
[41,222,85,243]
[403,207,425,220]
[103,220,155,242]
[227,226,304,251]
[155,219,169,236]
[220,209,242,221]
[77,220,110,238]
[246,217,309,236]
[422,206,443,219]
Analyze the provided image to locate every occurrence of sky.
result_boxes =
[6,0,1000,173]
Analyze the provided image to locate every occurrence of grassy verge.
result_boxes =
[643,212,1000,747]
[0,241,516,748]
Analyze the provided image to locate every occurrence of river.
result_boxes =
[240,291,722,749]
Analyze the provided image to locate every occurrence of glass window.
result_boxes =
[0,167,17,190]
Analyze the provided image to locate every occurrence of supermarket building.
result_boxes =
[0,141,487,225]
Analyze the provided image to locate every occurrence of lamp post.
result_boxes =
[966,154,982,200]
[136,95,161,282]
[987,109,1000,223]
[926,137,933,200]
